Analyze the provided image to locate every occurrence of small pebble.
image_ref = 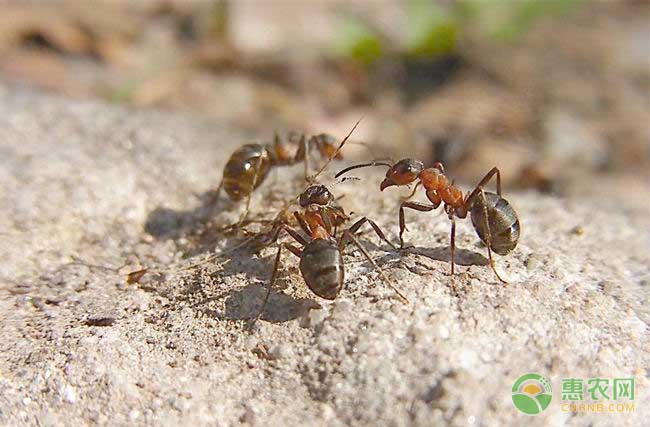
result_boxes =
[307,308,328,327]
[85,316,115,327]
[526,253,544,271]
[319,403,336,420]
[62,385,76,404]
[391,268,411,281]
[268,344,290,360]
[437,325,450,340]
[570,225,584,235]
[600,280,615,294]
[244,336,259,351]
[241,404,258,425]
[333,300,352,315]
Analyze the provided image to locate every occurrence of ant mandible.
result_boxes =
[336,159,520,283]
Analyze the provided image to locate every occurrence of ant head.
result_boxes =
[380,159,424,191]
[299,184,333,207]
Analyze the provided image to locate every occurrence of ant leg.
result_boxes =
[341,230,409,304]
[252,243,283,325]
[278,221,309,246]
[240,191,253,225]
[399,201,436,249]
[293,211,312,237]
[320,207,334,235]
[465,167,502,206]
[261,221,308,254]
[347,217,396,250]
[252,242,303,325]
[477,188,507,284]
[285,243,302,257]
[449,215,456,275]
[252,226,305,325]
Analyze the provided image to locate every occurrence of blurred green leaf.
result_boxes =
[335,17,383,65]
[409,22,457,58]
[407,0,458,58]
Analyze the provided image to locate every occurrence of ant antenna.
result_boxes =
[334,176,361,185]
[334,160,393,179]
[308,117,363,184]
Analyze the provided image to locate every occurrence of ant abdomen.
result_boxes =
[222,144,272,200]
[299,238,345,300]
[470,192,520,256]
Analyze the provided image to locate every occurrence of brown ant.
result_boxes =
[253,183,408,324]
[216,128,353,223]
[336,159,520,283]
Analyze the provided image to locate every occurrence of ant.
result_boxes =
[336,159,520,283]
[216,129,349,223]
[253,183,408,324]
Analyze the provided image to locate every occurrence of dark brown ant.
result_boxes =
[216,128,352,223]
[253,183,407,324]
[336,159,520,283]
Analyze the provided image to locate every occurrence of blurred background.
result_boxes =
[1,0,648,203]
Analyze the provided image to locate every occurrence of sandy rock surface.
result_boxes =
[0,86,648,426]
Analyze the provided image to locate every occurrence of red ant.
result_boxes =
[336,159,520,283]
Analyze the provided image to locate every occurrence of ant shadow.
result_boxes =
[223,283,320,323]
[144,175,300,256]
[171,243,322,324]
[144,189,223,241]
[402,245,489,267]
